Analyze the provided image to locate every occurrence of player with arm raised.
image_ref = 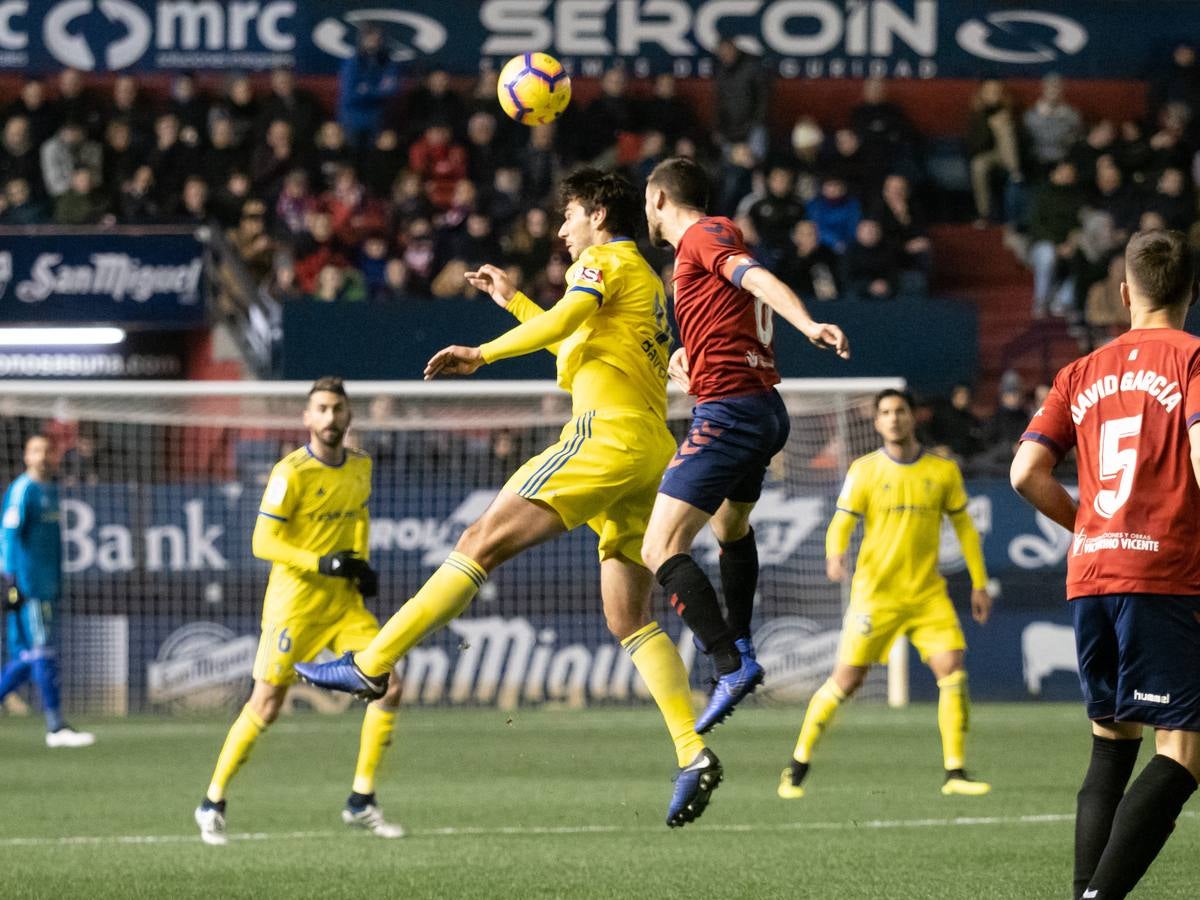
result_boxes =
[640,156,849,733]
[779,389,992,800]
[298,169,722,828]
[0,434,94,748]
[1011,229,1200,900]
[195,377,405,846]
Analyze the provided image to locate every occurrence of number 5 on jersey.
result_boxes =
[1094,414,1142,518]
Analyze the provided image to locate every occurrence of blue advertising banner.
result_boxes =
[0,231,206,328]
[0,1,1189,79]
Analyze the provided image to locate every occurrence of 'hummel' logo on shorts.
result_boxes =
[1133,689,1170,705]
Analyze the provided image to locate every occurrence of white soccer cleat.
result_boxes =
[194,805,228,846]
[45,727,95,748]
[342,803,406,838]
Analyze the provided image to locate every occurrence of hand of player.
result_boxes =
[970,587,992,625]
[667,347,691,393]
[464,264,516,308]
[318,550,372,582]
[804,322,851,360]
[826,554,849,583]
[424,345,484,380]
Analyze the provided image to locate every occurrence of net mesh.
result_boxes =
[0,380,897,715]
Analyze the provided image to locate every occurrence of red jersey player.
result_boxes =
[1011,229,1200,900]
[640,157,849,738]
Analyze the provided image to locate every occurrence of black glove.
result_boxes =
[318,551,377,598]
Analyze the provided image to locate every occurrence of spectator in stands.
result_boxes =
[107,75,153,149]
[1147,166,1195,231]
[101,120,139,201]
[483,166,523,229]
[870,173,931,294]
[1151,43,1200,123]
[266,256,303,303]
[116,165,161,224]
[274,169,312,237]
[324,164,384,246]
[212,169,252,228]
[966,79,1022,227]
[465,111,502,186]
[40,120,101,198]
[748,165,805,269]
[850,78,919,182]
[527,251,570,306]
[1148,102,1193,173]
[504,206,554,284]
[467,69,523,159]
[53,166,107,225]
[310,264,366,302]
[788,116,823,201]
[171,175,210,227]
[638,74,698,147]
[631,130,667,189]
[213,73,258,149]
[390,168,431,222]
[5,80,56,147]
[294,208,345,292]
[258,67,320,146]
[251,119,300,200]
[56,68,98,137]
[1090,155,1140,233]
[1069,206,1123,329]
[0,178,47,225]
[167,72,208,139]
[1027,160,1086,317]
[399,217,436,294]
[0,117,43,198]
[1114,120,1154,179]
[373,258,411,301]
[1069,119,1117,182]
[201,115,247,188]
[147,113,200,203]
[357,234,390,298]
[521,124,559,206]
[313,120,352,190]
[409,122,468,210]
[228,199,276,283]
[363,129,406,199]
[337,23,400,152]
[780,219,839,302]
[928,384,984,462]
[823,128,874,194]
[1022,74,1082,177]
[404,69,467,143]
[806,176,861,254]
[843,219,898,300]
[714,38,770,163]
[981,370,1030,468]
[576,67,637,166]
[714,141,755,217]
[444,210,502,272]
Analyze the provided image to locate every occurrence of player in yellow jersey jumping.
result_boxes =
[778,389,994,799]
[195,377,405,845]
[298,170,722,827]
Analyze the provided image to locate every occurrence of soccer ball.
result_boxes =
[497,52,572,126]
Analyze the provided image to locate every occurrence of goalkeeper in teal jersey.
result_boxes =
[0,434,94,747]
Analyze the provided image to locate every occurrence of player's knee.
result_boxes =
[833,665,867,696]
[380,672,403,707]
[604,607,648,642]
[248,684,285,724]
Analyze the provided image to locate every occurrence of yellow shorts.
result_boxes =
[504,408,676,564]
[837,592,967,667]
[252,603,381,686]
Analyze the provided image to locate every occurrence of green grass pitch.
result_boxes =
[1,703,1196,899]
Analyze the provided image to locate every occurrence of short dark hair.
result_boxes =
[558,168,640,238]
[647,157,709,211]
[1125,229,1196,309]
[308,376,347,399]
[874,388,914,411]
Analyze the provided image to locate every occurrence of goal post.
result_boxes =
[0,377,907,715]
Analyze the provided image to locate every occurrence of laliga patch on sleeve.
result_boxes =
[578,266,603,284]
[265,475,288,506]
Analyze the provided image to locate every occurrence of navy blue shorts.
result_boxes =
[1073,593,1200,731]
[657,388,790,515]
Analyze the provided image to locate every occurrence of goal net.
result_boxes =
[0,378,901,716]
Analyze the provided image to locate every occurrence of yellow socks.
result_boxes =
[623,622,705,767]
[357,551,487,677]
[352,704,399,795]
[206,705,267,802]
[937,670,969,771]
[792,678,847,764]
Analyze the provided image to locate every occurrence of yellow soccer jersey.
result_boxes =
[557,238,671,418]
[256,445,371,620]
[834,449,970,607]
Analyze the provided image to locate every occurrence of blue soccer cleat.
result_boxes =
[695,655,764,734]
[667,748,723,827]
[734,636,756,662]
[295,652,388,700]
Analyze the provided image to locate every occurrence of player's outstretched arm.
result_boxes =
[465,264,561,355]
[1010,440,1077,532]
[740,267,850,359]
